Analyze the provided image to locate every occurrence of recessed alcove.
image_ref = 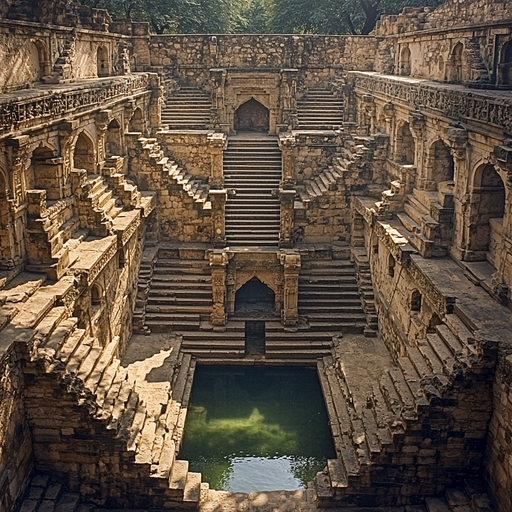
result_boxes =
[234,98,269,132]
[235,277,275,314]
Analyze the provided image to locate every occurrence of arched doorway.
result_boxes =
[469,164,506,266]
[129,108,145,133]
[235,277,275,314]
[29,145,62,200]
[105,118,122,157]
[396,122,415,164]
[499,40,512,86]
[0,170,13,268]
[451,42,463,82]
[97,46,109,77]
[429,140,455,186]
[234,99,269,132]
[74,132,96,174]
[400,47,411,76]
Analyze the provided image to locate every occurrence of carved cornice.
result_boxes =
[351,72,512,132]
[0,74,150,136]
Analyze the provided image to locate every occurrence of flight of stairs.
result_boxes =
[315,308,497,508]
[297,88,344,130]
[298,258,367,333]
[162,87,211,130]
[224,136,281,247]
[144,250,213,333]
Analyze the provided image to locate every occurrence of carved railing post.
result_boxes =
[210,68,227,132]
[148,73,164,132]
[96,109,112,172]
[278,132,295,185]
[279,250,301,326]
[208,132,228,188]
[279,189,295,249]
[279,69,298,131]
[209,189,227,248]
[209,249,228,326]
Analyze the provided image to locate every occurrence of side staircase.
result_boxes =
[297,88,344,130]
[162,87,211,130]
[315,306,498,508]
[144,248,213,333]
[224,136,281,247]
[299,258,367,333]
[1,272,207,510]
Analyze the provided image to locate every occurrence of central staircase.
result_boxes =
[297,88,344,130]
[224,136,281,247]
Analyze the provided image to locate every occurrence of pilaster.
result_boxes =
[279,250,301,326]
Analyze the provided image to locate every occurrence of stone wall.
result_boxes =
[0,346,33,512]
[148,34,377,88]
[485,354,512,512]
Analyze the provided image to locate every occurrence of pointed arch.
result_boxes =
[427,139,455,187]
[499,39,512,85]
[234,98,269,132]
[395,121,415,165]
[129,107,145,133]
[450,42,464,82]
[400,46,411,76]
[74,132,96,174]
[97,46,110,77]
[105,117,122,158]
[235,276,275,313]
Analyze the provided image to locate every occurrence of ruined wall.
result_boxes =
[148,34,377,88]
[0,347,33,512]
[485,355,512,512]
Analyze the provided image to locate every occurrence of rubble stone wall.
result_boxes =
[0,348,33,512]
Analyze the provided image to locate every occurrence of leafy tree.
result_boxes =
[233,0,272,33]
[272,0,444,35]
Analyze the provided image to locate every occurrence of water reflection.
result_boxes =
[180,365,335,492]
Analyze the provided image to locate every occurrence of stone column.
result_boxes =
[279,250,301,326]
[279,69,298,130]
[279,189,296,249]
[209,249,228,326]
[278,133,296,185]
[210,68,227,131]
[148,73,164,133]
[409,110,426,190]
[96,109,112,173]
[209,189,227,248]
[446,125,468,261]
[342,80,357,132]
[208,132,228,188]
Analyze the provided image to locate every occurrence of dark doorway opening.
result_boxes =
[235,99,269,132]
[245,320,265,356]
[235,277,275,314]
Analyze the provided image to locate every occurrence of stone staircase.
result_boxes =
[162,87,211,130]
[297,88,344,130]
[144,248,213,333]
[224,136,281,247]
[315,308,497,508]
[298,258,367,333]
[10,301,205,509]
[127,134,211,211]
[387,184,455,258]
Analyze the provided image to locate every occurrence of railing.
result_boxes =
[0,74,150,136]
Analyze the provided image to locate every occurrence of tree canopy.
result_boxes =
[73,0,444,35]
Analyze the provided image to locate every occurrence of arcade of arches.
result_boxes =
[1,1,512,512]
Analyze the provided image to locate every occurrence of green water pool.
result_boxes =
[179,365,336,492]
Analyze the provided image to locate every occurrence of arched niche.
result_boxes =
[74,132,96,174]
[468,164,506,265]
[428,139,455,187]
[410,290,422,312]
[105,118,122,158]
[450,42,464,82]
[235,277,275,314]
[29,145,63,200]
[234,98,269,133]
[28,41,43,83]
[97,46,110,77]
[395,122,415,165]
[498,40,512,86]
[400,46,411,76]
[129,107,145,133]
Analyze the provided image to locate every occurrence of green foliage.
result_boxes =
[73,0,445,34]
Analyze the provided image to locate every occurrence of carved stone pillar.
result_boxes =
[409,110,426,190]
[279,189,295,249]
[279,250,301,326]
[209,189,227,248]
[59,119,79,190]
[208,132,228,188]
[278,132,296,185]
[96,109,112,172]
[279,69,298,130]
[209,249,228,326]
[342,81,356,131]
[362,94,376,136]
[210,68,227,132]
[148,73,164,132]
